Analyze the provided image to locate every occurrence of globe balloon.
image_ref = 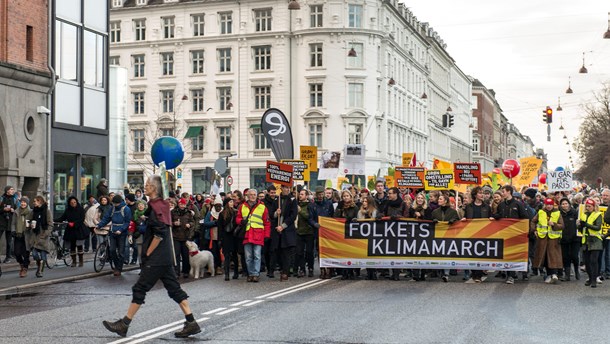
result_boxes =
[151,136,184,170]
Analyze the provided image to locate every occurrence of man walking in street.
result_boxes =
[310,186,335,279]
[102,175,201,338]
[237,189,271,282]
[0,186,18,263]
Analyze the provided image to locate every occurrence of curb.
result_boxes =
[0,265,140,295]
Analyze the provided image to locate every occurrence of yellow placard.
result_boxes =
[402,153,415,167]
[384,175,395,188]
[433,158,452,170]
[514,156,543,189]
[280,159,310,181]
[300,146,318,172]
[424,169,455,190]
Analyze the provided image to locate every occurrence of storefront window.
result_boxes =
[53,153,77,217]
[250,168,266,192]
[192,169,212,195]
[81,155,103,201]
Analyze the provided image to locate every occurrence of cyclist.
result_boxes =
[95,195,132,276]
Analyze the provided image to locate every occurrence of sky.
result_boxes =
[404,1,610,170]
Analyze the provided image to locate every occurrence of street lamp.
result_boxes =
[288,0,300,10]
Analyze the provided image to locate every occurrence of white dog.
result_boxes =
[186,241,215,279]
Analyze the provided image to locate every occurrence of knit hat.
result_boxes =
[112,195,123,204]
[524,188,537,199]
[178,198,188,205]
[125,194,136,202]
[204,198,212,204]
[482,186,493,194]
[544,198,555,206]
[585,198,596,206]
[361,188,370,194]
[512,192,522,200]
[19,197,29,205]
[315,186,324,194]
[222,198,232,207]
[213,197,222,205]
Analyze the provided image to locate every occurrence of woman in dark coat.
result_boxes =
[273,185,298,281]
[334,189,359,280]
[54,196,87,267]
[28,196,53,277]
[217,198,238,280]
[431,194,460,283]
[559,197,580,281]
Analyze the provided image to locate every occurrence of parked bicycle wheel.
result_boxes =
[46,239,59,269]
[63,248,73,267]
[94,242,107,273]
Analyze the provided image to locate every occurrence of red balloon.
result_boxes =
[501,159,521,178]
[539,173,547,184]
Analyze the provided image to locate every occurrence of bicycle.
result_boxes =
[93,227,115,273]
[46,222,74,269]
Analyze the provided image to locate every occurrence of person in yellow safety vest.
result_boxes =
[530,198,564,284]
[579,198,604,288]
[236,189,271,283]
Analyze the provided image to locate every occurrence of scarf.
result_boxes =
[15,206,31,235]
[387,197,404,209]
[148,197,171,226]
[32,204,48,234]
[210,206,222,220]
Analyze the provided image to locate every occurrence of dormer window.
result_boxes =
[136,0,146,5]
[112,0,122,8]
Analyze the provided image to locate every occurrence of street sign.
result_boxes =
[214,158,227,175]
[227,175,233,186]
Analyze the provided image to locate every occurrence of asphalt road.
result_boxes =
[0,269,607,344]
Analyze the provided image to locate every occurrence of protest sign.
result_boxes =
[318,151,341,180]
[424,169,455,190]
[402,153,415,167]
[319,217,528,271]
[433,158,452,170]
[384,175,395,188]
[265,160,293,187]
[344,144,366,175]
[514,157,543,189]
[454,163,481,185]
[395,167,425,188]
[281,159,310,181]
[300,145,318,172]
[547,170,573,192]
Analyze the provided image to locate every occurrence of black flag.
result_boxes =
[261,108,294,161]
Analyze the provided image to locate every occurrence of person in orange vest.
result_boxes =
[530,198,564,284]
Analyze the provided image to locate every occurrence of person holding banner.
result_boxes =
[296,189,315,278]
[334,190,359,280]
[357,196,379,280]
[382,187,409,281]
[462,186,494,283]
[310,187,335,279]
[559,198,580,281]
[530,198,564,284]
[580,198,603,288]
[409,192,432,282]
[431,194,460,282]
[237,189,271,283]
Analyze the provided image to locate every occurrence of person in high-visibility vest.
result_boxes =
[236,189,271,283]
[580,198,604,288]
[530,198,564,284]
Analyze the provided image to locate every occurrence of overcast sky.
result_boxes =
[404,1,610,170]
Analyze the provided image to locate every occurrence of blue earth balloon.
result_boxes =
[555,166,565,172]
[151,136,184,170]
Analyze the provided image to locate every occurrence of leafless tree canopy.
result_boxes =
[575,83,610,184]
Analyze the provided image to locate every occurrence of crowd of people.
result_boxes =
[1,178,609,290]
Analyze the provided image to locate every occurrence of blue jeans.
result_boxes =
[32,248,47,262]
[109,234,126,272]
[244,243,262,277]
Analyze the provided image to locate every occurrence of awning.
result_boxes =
[184,126,203,138]
[249,123,261,129]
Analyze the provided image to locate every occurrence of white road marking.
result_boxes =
[242,300,266,307]
[255,279,323,299]
[267,279,330,299]
[107,319,185,344]
[123,317,209,344]
[216,308,240,315]
[202,307,226,315]
[230,299,252,306]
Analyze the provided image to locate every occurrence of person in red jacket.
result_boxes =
[236,189,271,282]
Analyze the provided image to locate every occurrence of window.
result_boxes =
[109,56,120,66]
[253,46,271,71]
[219,12,232,34]
[347,43,363,68]
[134,19,146,41]
[191,50,204,74]
[160,52,174,76]
[218,87,231,110]
[253,128,269,150]
[26,26,33,61]
[192,14,204,36]
[472,137,479,152]
[254,9,272,32]
[219,127,231,151]
[161,90,174,113]
[132,54,145,78]
[348,4,363,28]
[191,89,204,112]
[133,92,145,114]
[218,48,231,72]
[83,31,105,88]
[162,17,174,39]
[160,128,174,137]
[309,43,323,67]
[136,0,146,5]
[348,123,363,144]
[253,86,271,110]
[112,0,122,7]
[109,21,121,43]
[310,5,323,28]
[191,128,204,151]
[55,21,78,81]
[309,124,323,148]
[133,129,145,152]
[348,83,363,108]
[309,83,323,107]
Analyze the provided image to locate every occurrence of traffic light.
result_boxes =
[448,114,455,127]
[442,113,449,127]
[545,106,553,124]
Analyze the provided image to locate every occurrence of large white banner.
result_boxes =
[547,170,573,192]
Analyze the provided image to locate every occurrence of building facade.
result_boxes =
[110,0,475,193]
[0,0,53,200]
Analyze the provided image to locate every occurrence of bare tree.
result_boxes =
[574,83,610,184]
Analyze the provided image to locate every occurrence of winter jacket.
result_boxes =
[84,203,99,228]
[13,206,32,251]
[409,206,433,220]
[96,200,132,236]
[274,194,298,249]
[96,182,109,198]
[54,196,88,241]
[431,206,460,224]
[202,210,219,241]
[334,202,359,222]
[28,204,52,252]
[357,208,378,220]
[464,202,492,219]
[560,207,579,244]
[493,198,529,220]
[236,201,271,246]
[171,207,195,241]
[297,200,313,235]
[141,198,174,266]
[309,198,334,229]
[0,192,18,231]
[382,198,409,218]
[263,194,280,228]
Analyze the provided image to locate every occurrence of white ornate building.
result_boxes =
[109,0,473,193]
